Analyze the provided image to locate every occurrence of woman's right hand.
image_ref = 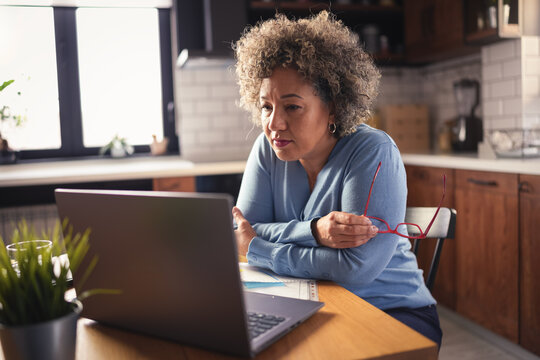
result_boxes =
[312,212,378,249]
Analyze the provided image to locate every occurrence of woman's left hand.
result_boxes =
[232,207,257,256]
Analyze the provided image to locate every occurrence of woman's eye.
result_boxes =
[286,104,300,111]
[261,104,272,112]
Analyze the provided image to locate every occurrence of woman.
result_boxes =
[232,11,442,347]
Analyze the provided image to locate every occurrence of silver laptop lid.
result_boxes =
[55,189,252,356]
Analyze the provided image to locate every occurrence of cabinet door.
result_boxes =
[153,176,196,192]
[431,0,464,52]
[519,174,540,355]
[403,0,435,59]
[406,165,456,309]
[455,170,519,342]
[404,0,471,63]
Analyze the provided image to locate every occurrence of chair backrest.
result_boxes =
[405,207,457,290]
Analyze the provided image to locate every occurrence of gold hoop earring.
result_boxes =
[328,123,337,134]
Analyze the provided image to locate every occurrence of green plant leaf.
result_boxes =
[0,219,120,326]
[77,288,122,302]
[0,80,14,92]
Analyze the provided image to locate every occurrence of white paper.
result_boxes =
[239,263,319,301]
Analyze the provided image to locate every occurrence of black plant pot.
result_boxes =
[0,300,82,360]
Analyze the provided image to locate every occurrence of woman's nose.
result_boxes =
[267,108,287,131]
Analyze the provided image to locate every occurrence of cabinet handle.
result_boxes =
[467,178,498,187]
[519,181,531,193]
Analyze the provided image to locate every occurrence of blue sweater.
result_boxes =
[236,124,435,310]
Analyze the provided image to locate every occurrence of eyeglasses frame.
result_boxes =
[362,161,446,240]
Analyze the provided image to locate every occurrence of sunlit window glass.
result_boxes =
[76,7,163,148]
[0,6,61,150]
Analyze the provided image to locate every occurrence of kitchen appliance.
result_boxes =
[451,79,483,152]
[176,0,246,69]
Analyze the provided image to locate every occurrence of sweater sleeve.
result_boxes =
[236,134,319,247]
[246,141,408,286]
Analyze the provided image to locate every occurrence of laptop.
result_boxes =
[55,188,324,358]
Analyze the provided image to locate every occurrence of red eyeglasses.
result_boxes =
[363,162,446,240]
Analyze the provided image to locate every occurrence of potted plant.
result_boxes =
[99,134,134,158]
[0,220,118,360]
[0,79,25,165]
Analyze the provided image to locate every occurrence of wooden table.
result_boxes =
[74,282,437,359]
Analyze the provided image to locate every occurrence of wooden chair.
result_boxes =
[405,207,457,290]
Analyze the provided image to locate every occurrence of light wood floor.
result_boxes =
[438,306,539,360]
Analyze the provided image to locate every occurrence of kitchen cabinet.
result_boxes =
[405,165,456,309]
[519,174,540,355]
[403,0,478,63]
[454,170,519,342]
[153,176,196,192]
[463,0,522,45]
[247,1,405,65]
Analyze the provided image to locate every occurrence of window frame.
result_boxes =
[17,6,177,161]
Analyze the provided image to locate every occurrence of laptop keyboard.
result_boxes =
[247,312,286,339]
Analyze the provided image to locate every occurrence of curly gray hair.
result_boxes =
[233,11,380,138]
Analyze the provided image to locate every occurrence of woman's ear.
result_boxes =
[328,101,336,120]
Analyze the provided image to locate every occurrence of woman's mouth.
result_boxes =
[273,139,292,148]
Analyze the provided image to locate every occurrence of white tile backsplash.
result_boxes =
[482,63,503,81]
[488,40,517,62]
[490,116,520,130]
[524,96,540,114]
[524,114,540,128]
[483,99,503,116]
[523,36,540,56]
[175,62,259,162]
[515,78,522,96]
[502,97,523,115]
[209,84,240,98]
[523,77,540,96]
[524,58,540,75]
[174,36,540,159]
[481,37,540,133]
[195,100,225,114]
[177,85,208,100]
[194,69,227,83]
[502,59,521,78]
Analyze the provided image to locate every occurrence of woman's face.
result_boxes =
[259,67,336,165]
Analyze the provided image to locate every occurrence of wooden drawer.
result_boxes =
[455,170,518,196]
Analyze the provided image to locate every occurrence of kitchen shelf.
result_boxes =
[465,28,498,44]
[372,52,404,65]
[249,1,402,13]
[464,0,522,45]
[248,1,405,66]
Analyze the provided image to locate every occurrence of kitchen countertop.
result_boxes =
[0,156,246,188]
[0,153,539,188]
[401,153,540,175]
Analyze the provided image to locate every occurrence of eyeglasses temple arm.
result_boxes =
[363,162,382,216]
[422,174,446,236]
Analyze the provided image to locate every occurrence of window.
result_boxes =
[0,4,175,160]
[0,6,61,150]
[76,8,164,147]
